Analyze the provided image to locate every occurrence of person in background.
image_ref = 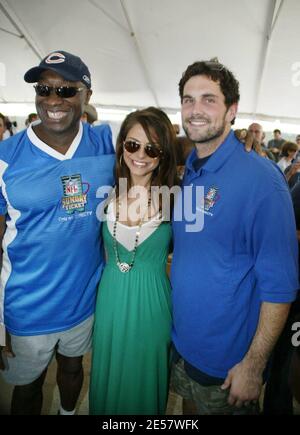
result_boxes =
[290,344,300,406]
[277,183,300,412]
[0,50,115,415]
[284,157,300,190]
[25,113,39,127]
[4,117,17,138]
[172,123,180,135]
[238,128,248,141]
[173,123,194,179]
[262,142,300,415]
[267,129,285,161]
[0,113,6,141]
[170,59,298,415]
[248,122,275,161]
[81,103,98,125]
[277,142,298,173]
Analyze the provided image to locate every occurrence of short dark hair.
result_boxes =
[178,60,240,108]
[281,141,298,157]
[274,129,281,134]
[28,113,37,123]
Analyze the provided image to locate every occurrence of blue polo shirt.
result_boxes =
[171,130,299,379]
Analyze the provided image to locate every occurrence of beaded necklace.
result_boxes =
[112,195,151,273]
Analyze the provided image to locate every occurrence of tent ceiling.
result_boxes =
[0,0,299,123]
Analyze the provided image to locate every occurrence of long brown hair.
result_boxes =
[115,107,179,200]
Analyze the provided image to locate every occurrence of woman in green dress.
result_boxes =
[89,107,179,415]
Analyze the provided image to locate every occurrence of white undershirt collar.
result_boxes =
[27,120,83,161]
[106,201,162,251]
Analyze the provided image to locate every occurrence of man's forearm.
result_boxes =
[243,302,291,373]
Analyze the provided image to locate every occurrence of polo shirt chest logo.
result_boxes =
[204,186,220,212]
[196,185,220,217]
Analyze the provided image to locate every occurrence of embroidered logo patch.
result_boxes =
[204,186,220,212]
[45,52,66,64]
[61,174,89,214]
[196,185,220,217]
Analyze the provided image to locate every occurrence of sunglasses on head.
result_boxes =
[34,84,85,98]
[123,139,163,159]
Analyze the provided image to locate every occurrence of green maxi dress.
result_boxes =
[89,220,172,415]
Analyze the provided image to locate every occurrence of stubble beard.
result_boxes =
[183,116,227,145]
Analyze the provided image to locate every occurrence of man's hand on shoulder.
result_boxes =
[234,129,263,155]
[285,162,300,181]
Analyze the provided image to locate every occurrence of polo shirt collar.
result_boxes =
[185,130,240,174]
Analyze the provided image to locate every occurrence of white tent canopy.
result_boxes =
[0,0,300,126]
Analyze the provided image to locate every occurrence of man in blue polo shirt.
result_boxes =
[170,60,299,414]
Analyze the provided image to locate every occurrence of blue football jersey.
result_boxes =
[0,122,115,337]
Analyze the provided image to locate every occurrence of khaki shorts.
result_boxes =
[1,315,93,385]
[170,357,259,415]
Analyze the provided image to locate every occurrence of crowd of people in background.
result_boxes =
[2,110,300,172]
[0,113,17,141]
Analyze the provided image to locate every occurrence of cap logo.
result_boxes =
[45,52,66,64]
[82,75,91,85]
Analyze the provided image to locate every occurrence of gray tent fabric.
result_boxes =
[0,0,299,124]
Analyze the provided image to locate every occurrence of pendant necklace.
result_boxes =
[113,194,151,273]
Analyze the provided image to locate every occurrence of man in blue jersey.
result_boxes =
[0,51,114,414]
[170,60,299,414]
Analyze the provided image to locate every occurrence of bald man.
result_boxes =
[248,123,275,161]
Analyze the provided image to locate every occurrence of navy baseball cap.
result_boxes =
[24,50,91,88]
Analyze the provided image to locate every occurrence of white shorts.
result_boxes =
[0,315,94,385]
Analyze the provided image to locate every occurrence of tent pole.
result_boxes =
[253,0,285,117]
[0,26,23,39]
[88,0,128,33]
[120,0,160,107]
[0,0,43,60]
